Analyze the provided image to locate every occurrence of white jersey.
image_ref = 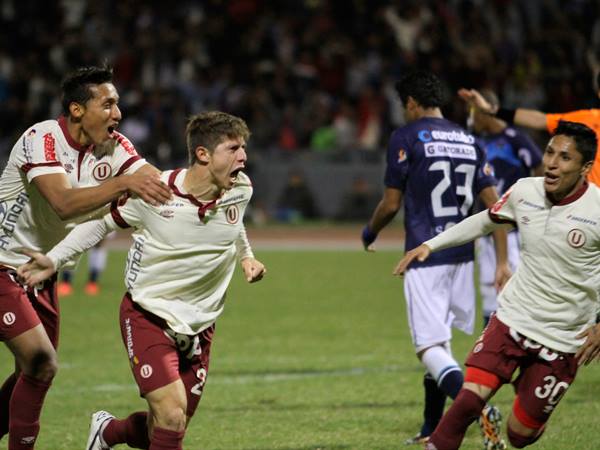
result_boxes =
[489,177,600,353]
[104,169,253,335]
[0,117,146,267]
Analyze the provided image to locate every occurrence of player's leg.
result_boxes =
[57,270,73,297]
[427,316,521,450]
[477,236,497,327]
[506,349,578,448]
[86,241,108,295]
[404,265,463,442]
[0,272,58,450]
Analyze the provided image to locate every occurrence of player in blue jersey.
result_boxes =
[468,89,543,326]
[362,70,511,448]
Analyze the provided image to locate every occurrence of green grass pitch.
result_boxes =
[1,250,599,449]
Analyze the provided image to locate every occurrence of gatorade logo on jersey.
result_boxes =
[226,205,239,224]
[92,162,112,181]
[567,229,586,248]
[3,312,15,326]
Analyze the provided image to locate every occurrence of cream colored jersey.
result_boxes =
[105,169,254,335]
[0,117,146,267]
[489,177,600,353]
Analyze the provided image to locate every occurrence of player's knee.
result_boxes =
[26,349,58,382]
[152,404,187,431]
[507,425,544,448]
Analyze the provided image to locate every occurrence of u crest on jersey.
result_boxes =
[567,228,586,248]
[92,162,112,181]
[225,205,239,224]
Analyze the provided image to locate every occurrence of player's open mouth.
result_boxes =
[230,168,242,181]
[108,125,117,136]
[544,172,559,185]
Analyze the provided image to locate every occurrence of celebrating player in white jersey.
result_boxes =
[18,111,266,450]
[394,121,600,450]
[0,65,170,450]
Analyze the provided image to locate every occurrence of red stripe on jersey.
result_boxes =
[43,133,57,161]
[112,132,139,156]
[115,155,143,176]
[488,209,517,226]
[110,198,131,229]
[57,116,91,152]
[168,169,218,220]
[21,162,63,173]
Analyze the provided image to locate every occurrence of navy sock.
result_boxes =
[420,373,447,437]
[439,367,464,399]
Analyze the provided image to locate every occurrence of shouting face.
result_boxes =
[78,83,122,146]
[543,134,591,201]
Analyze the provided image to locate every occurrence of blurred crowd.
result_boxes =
[1,0,600,218]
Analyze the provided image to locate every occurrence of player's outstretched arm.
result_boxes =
[33,163,171,220]
[458,88,547,130]
[575,324,600,366]
[17,218,113,285]
[392,244,431,276]
[241,257,266,283]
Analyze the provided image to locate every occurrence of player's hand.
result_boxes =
[457,88,496,115]
[361,225,378,252]
[392,244,431,276]
[241,257,266,283]
[575,324,600,366]
[15,248,57,286]
[123,171,172,206]
[494,262,512,292]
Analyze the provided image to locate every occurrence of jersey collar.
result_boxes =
[168,169,219,220]
[57,116,93,153]
[546,180,589,206]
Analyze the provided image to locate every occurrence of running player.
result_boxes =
[18,111,265,450]
[395,121,600,449]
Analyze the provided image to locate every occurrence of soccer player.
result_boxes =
[0,65,171,450]
[18,111,266,450]
[361,70,510,447]
[394,121,600,450]
[467,89,543,326]
[459,72,600,185]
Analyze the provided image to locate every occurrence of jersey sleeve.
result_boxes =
[105,195,145,229]
[488,180,520,225]
[473,143,497,193]
[19,128,66,182]
[545,110,595,134]
[110,132,147,175]
[507,128,543,169]
[383,130,411,191]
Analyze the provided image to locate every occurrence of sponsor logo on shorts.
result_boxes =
[20,436,35,445]
[567,229,586,248]
[2,312,15,326]
[140,364,153,379]
[92,162,112,181]
[473,342,483,353]
[125,318,134,359]
[226,205,239,224]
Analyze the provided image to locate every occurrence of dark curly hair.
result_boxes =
[61,65,114,115]
[394,70,446,108]
[554,120,597,164]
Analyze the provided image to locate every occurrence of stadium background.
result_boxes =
[2,1,600,449]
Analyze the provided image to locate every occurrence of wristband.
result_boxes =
[496,107,516,124]
[361,225,378,247]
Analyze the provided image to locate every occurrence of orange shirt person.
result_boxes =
[459,74,600,185]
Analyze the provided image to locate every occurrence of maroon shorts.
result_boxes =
[466,315,578,426]
[0,268,59,347]
[119,293,214,418]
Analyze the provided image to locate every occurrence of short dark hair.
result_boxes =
[186,111,250,165]
[394,70,446,108]
[61,66,114,115]
[554,120,597,164]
